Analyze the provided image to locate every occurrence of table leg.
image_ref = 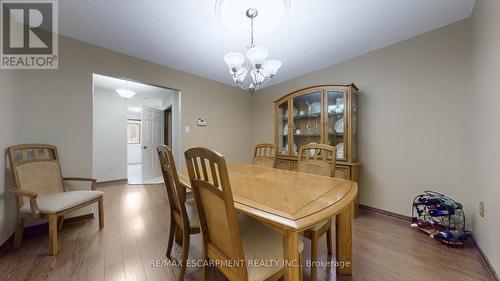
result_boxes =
[284,230,301,281]
[335,203,353,275]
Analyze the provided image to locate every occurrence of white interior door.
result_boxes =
[141,106,164,182]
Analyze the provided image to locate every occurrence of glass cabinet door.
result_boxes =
[277,100,289,156]
[350,93,358,161]
[291,91,322,156]
[326,90,347,160]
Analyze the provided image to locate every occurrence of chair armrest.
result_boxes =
[9,188,41,217]
[63,177,97,190]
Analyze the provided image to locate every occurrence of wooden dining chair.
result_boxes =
[185,147,303,281]
[296,143,336,281]
[252,143,278,168]
[8,144,104,255]
[158,145,200,281]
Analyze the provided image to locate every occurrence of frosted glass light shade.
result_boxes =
[263,60,282,76]
[224,52,245,70]
[246,47,269,67]
[116,89,136,99]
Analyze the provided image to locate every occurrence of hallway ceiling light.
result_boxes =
[223,8,282,93]
[116,88,136,99]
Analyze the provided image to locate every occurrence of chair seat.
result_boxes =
[239,215,304,281]
[20,190,103,214]
[185,199,200,228]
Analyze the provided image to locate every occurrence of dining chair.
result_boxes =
[158,145,200,281]
[252,143,278,168]
[185,147,303,281]
[8,144,104,255]
[296,143,336,281]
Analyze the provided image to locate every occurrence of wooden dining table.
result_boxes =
[178,163,358,281]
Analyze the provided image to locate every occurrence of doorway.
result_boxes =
[92,74,181,185]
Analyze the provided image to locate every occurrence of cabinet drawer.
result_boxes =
[335,166,351,180]
[276,159,291,170]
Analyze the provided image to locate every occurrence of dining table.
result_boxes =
[178,163,358,281]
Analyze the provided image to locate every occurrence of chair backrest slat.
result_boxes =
[209,161,219,187]
[252,143,278,168]
[158,145,190,229]
[297,143,336,177]
[185,147,247,280]
[8,144,65,208]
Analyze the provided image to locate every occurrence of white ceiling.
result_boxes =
[62,0,476,87]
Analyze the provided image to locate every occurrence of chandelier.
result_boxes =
[223,8,282,93]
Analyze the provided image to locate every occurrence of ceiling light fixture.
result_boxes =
[223,8,282,93]
[116,81,136,99]
[116,89,136,99]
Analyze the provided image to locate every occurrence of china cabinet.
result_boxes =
[274,84,360,216]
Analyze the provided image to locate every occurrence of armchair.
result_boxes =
[8,144,104,255]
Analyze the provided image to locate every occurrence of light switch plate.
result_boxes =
[184,126,191,133]
[197,118,207,126]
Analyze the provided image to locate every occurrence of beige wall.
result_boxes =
[251,20,471,217]
[0,35,251,244]
[470,0,500,274]
[0,72,20,246]
[92,87,128,182]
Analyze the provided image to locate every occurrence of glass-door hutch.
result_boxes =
[274,84,360,215]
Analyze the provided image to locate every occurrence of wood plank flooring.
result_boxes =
[0,183,490,281]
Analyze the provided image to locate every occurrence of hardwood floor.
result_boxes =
[0,183,489,281]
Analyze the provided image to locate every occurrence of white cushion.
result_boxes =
[20,190,103,214]
[239,215,304,281]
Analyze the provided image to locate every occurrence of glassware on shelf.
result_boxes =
[334,118,344,133]
[336,142,344,159]
[310,102,321,115]
[327,97,345,114]
[335,97,344,113]
[311,122,320,135]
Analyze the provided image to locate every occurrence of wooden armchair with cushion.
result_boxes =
[296,143,336,281]
[8,144,104,255]
[252,143,278,168]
